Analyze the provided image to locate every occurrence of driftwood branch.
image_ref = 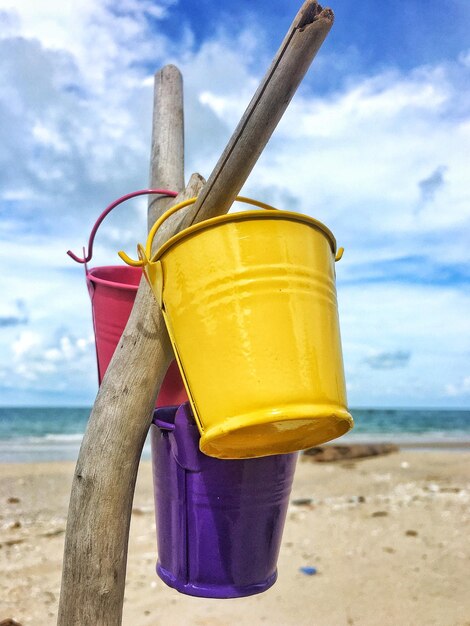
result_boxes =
[152,2,334,243]
[185,0,334,225]
[57,67,202,626]
[148,65,185,229]
[58,2,334,624]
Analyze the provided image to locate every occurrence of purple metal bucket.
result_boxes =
[151,403,298,598]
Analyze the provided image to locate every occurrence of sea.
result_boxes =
[0,406,469,463]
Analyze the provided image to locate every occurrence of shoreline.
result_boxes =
[1,438,470,465]
[340,438,470,450]
[1,450,469,625]
[0,448,470,626]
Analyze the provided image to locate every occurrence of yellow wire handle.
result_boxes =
[118,195,279,267]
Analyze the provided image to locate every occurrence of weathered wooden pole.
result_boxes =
[147,66,185,230]
[57,64,195,625]
[58,3,334,624]
[185,2,334,223]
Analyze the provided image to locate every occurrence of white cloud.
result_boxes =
[0,0,175,229]
[5,328,96,390]
[32,122,69,153]
[275,68,449,141]
[445,377,470,398]
[339,283,470,406]
[0,0,469,406]
[249,63,469,240]
[199,90,240,119]
[12,331,41,358]
[0,299,28,328]
[0,0,172,87]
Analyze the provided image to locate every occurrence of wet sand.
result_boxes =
[1,450,469,625]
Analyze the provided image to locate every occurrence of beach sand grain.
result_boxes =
[1,451,469,625]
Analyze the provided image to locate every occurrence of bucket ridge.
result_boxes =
[121,196,352,458]
[165,268,338,316]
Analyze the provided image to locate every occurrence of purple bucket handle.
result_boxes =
[153,404,200,471]
[67,188,178,264]
[152,406,178,432]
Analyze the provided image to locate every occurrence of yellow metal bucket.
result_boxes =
[120,197,353,459]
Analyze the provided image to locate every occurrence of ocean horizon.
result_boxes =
[0,406,469,463]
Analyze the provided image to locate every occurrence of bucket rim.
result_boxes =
[153,210,338,261]
[86,264,142,291]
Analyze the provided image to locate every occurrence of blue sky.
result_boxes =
[0,0,469,407]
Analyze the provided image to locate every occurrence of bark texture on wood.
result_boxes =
[148,65,185,230]
[58,2,334,623]
[57,66,194,626]
[185,1,334,225]
[57,181,203,626]
[150,1,334,240]
[148,2,334,241]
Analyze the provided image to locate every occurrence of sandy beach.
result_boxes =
[1,449,469,626]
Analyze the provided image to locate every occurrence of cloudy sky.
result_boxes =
[0,0,469,408]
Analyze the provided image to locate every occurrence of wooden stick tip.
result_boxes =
[297,1,334,30]
[155,64,182,80]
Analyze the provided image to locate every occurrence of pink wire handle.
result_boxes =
[67,188,178,264]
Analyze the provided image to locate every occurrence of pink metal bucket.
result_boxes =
[68,189,188,406]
